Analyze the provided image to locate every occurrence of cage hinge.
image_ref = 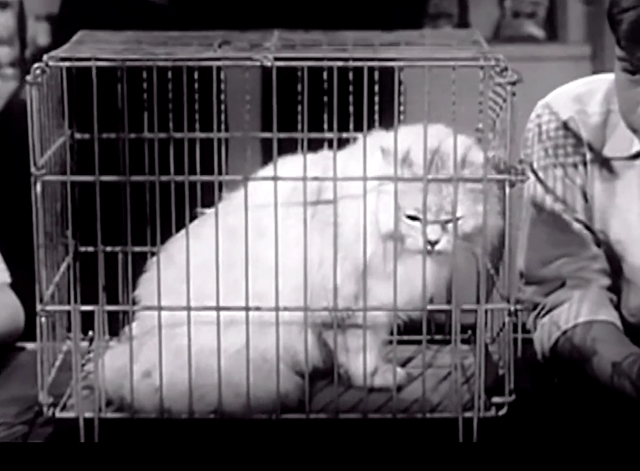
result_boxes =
[499,68,523,87]
[490,59,522,87]
[30,164,47,177]
[492,160,529,187]
[26,62,49,85]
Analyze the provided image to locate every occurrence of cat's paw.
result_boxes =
[370,364,410,390]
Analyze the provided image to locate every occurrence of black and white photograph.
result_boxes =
[1,0,640,443]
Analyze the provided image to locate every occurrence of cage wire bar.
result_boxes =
[27,28,524,439]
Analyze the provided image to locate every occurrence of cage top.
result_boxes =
[43,29,502,64]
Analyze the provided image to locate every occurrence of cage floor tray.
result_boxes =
[51,342,505,418]
[309,344,503,415]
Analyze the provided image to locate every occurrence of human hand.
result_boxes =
[0,284,24,347]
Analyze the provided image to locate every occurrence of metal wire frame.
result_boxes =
[39,29,508,63]
[27,29,523,442]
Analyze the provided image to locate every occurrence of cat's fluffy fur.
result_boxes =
[96,122,505,416]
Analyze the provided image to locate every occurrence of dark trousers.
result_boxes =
[506,341,640,442]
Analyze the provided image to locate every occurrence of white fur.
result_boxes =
[97,122,505,417]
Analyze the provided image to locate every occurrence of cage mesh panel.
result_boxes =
[28,29,521,434]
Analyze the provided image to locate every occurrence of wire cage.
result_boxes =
[27,28,524,440]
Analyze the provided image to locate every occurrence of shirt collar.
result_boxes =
[544,73,640,159]
[603,112,640,157]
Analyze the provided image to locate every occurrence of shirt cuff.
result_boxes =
[531,285,624,362]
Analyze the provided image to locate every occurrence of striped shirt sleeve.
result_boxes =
[518,101,623,361]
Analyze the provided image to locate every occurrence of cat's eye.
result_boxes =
[442,215,463,225]
[404,211,423,223]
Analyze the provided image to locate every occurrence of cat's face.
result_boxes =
[393,180,486,254]
[371,122,503,255]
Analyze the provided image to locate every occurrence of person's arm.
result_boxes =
[0,252,24,346]
[519,101,640,400]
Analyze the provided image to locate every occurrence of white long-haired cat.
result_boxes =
[95,122,505,417]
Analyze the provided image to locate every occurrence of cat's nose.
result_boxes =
[426,238,441,251]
